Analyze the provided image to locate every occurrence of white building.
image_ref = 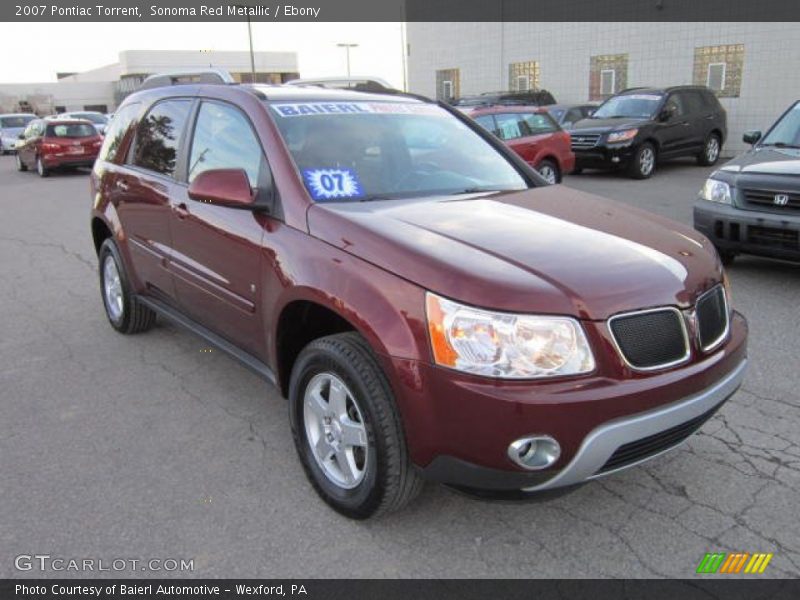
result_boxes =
[0,49,299,115]
[407,22,800,154]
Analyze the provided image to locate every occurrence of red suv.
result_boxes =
[16,118,102,177]
[463,105,575,183]
[90,74,747,519]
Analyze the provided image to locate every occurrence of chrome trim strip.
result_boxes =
[607,306,691,372]
[521,358,747,492]
[698,285,730,353]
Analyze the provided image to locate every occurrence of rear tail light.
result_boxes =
[41,142,61,151]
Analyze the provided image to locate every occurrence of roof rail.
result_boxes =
[285,76,393,92]
[140,69,235,90]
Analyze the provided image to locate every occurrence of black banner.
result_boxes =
[2,579,800,600]
[2,0,799,22]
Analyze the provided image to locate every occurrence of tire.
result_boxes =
[98,238,156,334]
[697,133,721,166]
[16,152,27,171]
[36,156,49,178]
[628,142,656,179]
[717,248,736,266]
[289,332,423,519]
[536,159,560,184]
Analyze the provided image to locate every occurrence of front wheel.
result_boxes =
[536,159,560,184]
[628,142,656,179]
[36,156,49,178]
[697,134,721,166]
[289,332,422,519]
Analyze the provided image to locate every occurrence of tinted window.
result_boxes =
[269,101,527,201]
[664,94,687,116]
[189,102,264,187]
[46,123,96,138]
[98,103,139,163]
[564,108,582,124]
[683,91,706,114]
[132,100,192,177]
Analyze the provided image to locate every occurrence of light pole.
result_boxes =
[336,43,359,77]
[246,13,256,82]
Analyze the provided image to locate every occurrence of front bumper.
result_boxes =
[0,136,18,152]
[694,199,800,261]
[574,143,637,169]
[387,311,747,493]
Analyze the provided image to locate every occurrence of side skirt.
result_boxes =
[136,295,277,385]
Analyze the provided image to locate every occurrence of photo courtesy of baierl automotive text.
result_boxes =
[1,0,799,596]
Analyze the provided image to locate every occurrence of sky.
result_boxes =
[0,22,405,87]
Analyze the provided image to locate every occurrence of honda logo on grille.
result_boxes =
[774,194,789,206]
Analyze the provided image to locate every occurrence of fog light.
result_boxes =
[508,436,561,470]
[611,156,620,163]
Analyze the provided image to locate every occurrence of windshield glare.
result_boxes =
[269,101,528,202]
[761,103,800,147]
[592,94,663,119]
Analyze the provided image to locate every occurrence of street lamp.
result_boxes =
[234,4,257,83]
[336,43,359,77]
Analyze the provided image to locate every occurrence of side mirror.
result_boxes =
[742,130,761,145]
[187,168,255,208]
[658,106,675,122]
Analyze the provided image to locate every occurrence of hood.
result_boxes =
[719,145,800,176]
[307,187,722,320]
[569,116,650,134]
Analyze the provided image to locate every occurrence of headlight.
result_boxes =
[425,292,595,379]
[700,178,732,204]
[607,129,638,143]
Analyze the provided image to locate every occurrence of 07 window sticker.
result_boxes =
[302,168,364,201]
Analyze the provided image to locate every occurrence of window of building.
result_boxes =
[693,44,744,98]
[84,104,108,113]
[590,54,628,101]
[131,99,192,178]
[706,63,726,92]
[435,68,460,102]
[508,61,540,92]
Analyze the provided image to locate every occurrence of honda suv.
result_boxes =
[90,73,747,518]
[570,86,727,178]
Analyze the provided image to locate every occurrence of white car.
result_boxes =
[50,111,108,135]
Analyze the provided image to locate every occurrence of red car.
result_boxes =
[90,73,746,519]
[15,118,102,177]
[463,105,575,183]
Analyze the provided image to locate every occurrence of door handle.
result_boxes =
[175,202,190,219]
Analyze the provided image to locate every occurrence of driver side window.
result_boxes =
[665,94,686,116]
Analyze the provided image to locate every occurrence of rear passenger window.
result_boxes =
[494,114,523,140]
[132,99,192,177]
[98,103,139,163]
[188,101,264,187]
[684,92,706,114]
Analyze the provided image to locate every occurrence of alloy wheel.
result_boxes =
[102,254,124,322]
[706,137,720,163]
[303,372,369,489]
[639,147,655,176]
[538,164,557,184]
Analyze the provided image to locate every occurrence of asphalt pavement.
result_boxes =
[1,156,798,578]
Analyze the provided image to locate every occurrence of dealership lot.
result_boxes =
[1,156,798,578]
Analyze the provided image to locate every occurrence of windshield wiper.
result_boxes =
[448,187,505,195]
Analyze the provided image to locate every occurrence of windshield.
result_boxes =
[1,116,35,129]
[761,103,800,148]
[71,113,107,124]
[46,123,97,138]
[269,101,528,202]
[592,94,663,119]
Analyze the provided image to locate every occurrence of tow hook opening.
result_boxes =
[508,436,561,470]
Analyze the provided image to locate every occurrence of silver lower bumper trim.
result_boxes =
[522,358,747,492]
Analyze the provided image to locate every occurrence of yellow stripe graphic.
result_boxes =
[758,553,773,573]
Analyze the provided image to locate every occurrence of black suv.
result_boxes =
[569,86,727,178]
[452,89,557,108]
[694,100,800,265]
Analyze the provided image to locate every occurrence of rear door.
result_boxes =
[119,98,193,302]
[493,113,533,162]
[657,92,692,157]
[682,90,710,152]
[168,99,268,358]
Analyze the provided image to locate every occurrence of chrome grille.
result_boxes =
[570,133,601,149]
[742,188,800,212]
